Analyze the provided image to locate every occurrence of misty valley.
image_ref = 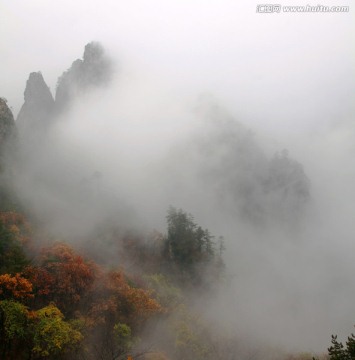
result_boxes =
[0,42,352,360]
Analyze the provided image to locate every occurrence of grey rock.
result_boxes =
[55,42,112,111]
[16,72,54,136]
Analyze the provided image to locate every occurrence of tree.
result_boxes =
[0,300,29,359]
[31,303,83,358]
[26,243,97,314]
[0,219,29,275]
[86,270,162,360]
[327,333,355,360]
[166,208,214,265]
[143,274,182,310]
[169,305,216,360]
[113,323,135,358]
[314,331,355,360]
[164,207,223,286]
[90,270,162,329]
[0,300,83,359]
[0,273,33,300]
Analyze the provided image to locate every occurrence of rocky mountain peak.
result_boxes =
[83,41,105,64]
[16,72,54,135]
[55,41,112,110]
[23,72,53,104]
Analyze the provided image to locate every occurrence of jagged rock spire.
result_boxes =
[15,42,113,140]
[16,72,54,135]
[55,41,112,111]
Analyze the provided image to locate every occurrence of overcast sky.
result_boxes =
[1,0,353,137]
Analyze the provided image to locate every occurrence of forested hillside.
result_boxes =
[0,207,226,359]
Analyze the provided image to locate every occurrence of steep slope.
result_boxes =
[0,98,17,161]
[0,98,18,209]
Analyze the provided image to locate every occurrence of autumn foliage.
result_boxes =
[0,211,166,359]
[24,242,97,314]
[0,273,33,300]
[0,208,229,360]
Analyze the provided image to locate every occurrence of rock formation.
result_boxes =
[16,42,112,137]
[16,72,54,136]
[55,41,112,111]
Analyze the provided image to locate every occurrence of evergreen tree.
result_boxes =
[0,221,29,275]
[164,207,223,286]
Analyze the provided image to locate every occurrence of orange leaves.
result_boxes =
[0,211,26,226]
[87,270,162,332]
[124,285,162,319]
[40,242,82,263]
[41,244,97,294]
[0,212,171,359]
[106,271,129,293]
[87,296,117,326]
[28,243,162,325]
[27,243,97,313]
[24,266,54,296]
[102,271,162,324]
[0,273,33,299]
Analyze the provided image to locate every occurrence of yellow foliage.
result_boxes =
[31,303,83,357]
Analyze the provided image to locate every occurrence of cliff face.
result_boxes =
[16,72,54,135]
[0,98,17,153]
[0,98,17,209]
[55,42,112,111]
